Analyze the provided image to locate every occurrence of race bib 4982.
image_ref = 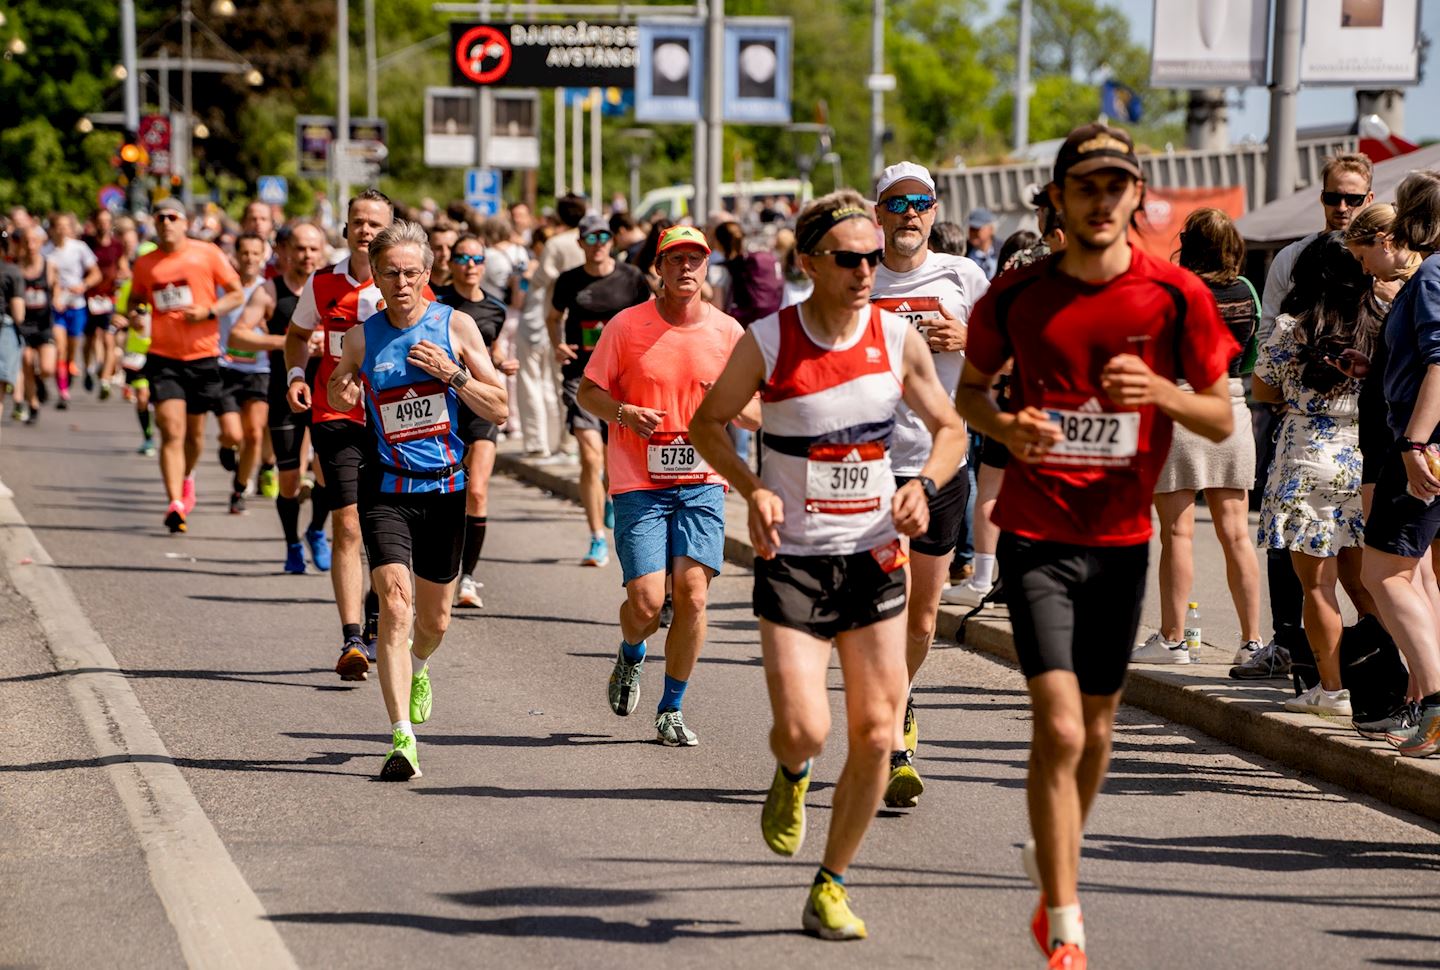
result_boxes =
[376,380,450,444]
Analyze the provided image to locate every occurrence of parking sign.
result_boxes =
[465,167,503,215]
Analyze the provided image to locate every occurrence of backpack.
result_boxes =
[1339,614,1410,723]
[726,251,784,327]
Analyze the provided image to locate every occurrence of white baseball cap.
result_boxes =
[874,161,936,199]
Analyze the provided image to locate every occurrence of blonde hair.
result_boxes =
[1342,203,1397,246]
[1321,152,1374,191]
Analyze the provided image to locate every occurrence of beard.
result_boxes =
[889,227,926,258]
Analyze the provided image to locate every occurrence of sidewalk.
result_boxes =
[495,443,1440,825]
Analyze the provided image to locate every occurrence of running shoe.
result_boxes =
[1354,702,1418,740]
[456,575,484,608]
[410,664,432,724]
[363,612,379,663]
[761,763,809,857]
[181,477,197,516]
[1030,899,1052,956]
[941,578,993,608]
[139,437,156,456]
[1130,632,1189,665]
[582,535,610,567]
[1283,683,1352,716]
[83,371,95,392]
[284,542,306,574]
[883,750,923,808]
[658,594,673,628]
[903,696,918,754]
[1048,943,1086,969]
[1387,701,1440,758]
[802,874,866,941]
[98,381,111,401]
[229,490,246,515]
[35,381,47,405]
[257,466,279,499]
[55,393,68,411]
[164,501,187,534]
[1232,639,1265,665]
[10,403,25,422]
[379,729,421,781]
[1229,639,1292,679]
[655,708,698,747]
[608,646,644,716]
[24,406,38,426]
[305,527,332,571]
[335,637,369,682]
[219,445,237,472]
[604,498,614,530]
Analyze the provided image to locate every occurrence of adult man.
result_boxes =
[955,124,1237,969]
[965,207,999,280]
[577,225,754,746]
[83,208,128,398]
[216,233,270,515]
[286,189,395,679]
[428,223,458,288]
[547,212,653,567]
[690,190,967,940]
[240,200,278,277]
[128,198,245,533]
[46,212,101,407]
[328,220,506,781]
[1232,152,1376,680]
[869,161,989,808]
[229,222,331,573]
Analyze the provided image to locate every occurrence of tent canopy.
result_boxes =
[1235,141,1440,248]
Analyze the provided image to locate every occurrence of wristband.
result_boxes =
[616,402,626,426]
[287,367,306,384]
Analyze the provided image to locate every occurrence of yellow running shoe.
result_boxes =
[903,695,918,755]
[883,750,924,808]
[803,873,867,941]
[761,762,809,856]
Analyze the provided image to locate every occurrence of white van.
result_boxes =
[635,178,813,223]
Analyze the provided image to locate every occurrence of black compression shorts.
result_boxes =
[361,489,466,584]
[895,471,971,558]
[311,419,370,509]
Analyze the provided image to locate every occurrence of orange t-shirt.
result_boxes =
[584,301,745,495]
[130,240,241,361]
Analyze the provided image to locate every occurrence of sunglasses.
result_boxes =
[811,248,882,269]
[451,253,485,265]
[154,212,184,224]
[582,231,612,246]
[1321,191,1368,207]
[880,194,937,215]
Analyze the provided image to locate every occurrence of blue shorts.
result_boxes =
[611,483,727,585]
[54,306,88,338]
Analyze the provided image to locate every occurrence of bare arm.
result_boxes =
[955,359,1064,463]
[9,296,24,328]
[547,305,576,365]
[892,327,968,537]
[446,310,508,425]
[283,325,314,412]
[577,375,667,438]
[326,323,366,411]
[226,282,283,352]
[1401,364,1440,497]
[1250,374,1282,405]
[81,262,102,292]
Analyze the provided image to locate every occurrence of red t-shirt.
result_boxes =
[965,246,1238,547]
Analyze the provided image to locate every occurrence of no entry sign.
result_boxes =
[450,20,638,88]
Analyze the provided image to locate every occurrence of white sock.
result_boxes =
[1047,903,1085,950]
[592,530,605,540]
[412,649,427,674]
[972,553,996,588]
[391,719,413,738]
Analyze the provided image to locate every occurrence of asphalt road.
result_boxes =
[2,395,1438,970]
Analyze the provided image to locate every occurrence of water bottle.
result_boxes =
[1184,603,1202,664]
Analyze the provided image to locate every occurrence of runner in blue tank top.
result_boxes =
[328,219,508,782]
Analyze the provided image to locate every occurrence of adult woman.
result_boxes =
[1133,209,1263,665]
[1253,232,1380,715]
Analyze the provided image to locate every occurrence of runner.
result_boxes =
[953,124,1238,969]
[15,226,56,424]
[128,198,246,533]
[83,207,128,399]
[577,224,755,745]
[44,212,100,409]
[547,213,653,567]
[435,233,514,608]
[326,219,507,780]
[230,223,332,573]
[285,189,394,679]
[689,190,967,940]
[868,161,990,807]
[216,233,269,515]
[115,238,158,454]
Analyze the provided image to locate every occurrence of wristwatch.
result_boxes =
[915,475,939,500]
[447,368,470,392]
[206,307,217,320]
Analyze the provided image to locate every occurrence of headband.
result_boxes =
[797,205,871,255]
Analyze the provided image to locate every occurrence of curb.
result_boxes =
[496,449,1440,825]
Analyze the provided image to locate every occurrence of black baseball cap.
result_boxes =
[1053,123,1142,184]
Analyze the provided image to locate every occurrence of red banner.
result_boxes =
[1133,186,1246,263]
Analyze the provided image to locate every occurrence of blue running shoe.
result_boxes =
[604,498,614,530]
[306,528,332,571]
[284,542,306,574]
[581,535,610,567]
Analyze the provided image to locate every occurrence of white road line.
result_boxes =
[0,499,301,970]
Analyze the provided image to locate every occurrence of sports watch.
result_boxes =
[915,475,939,500]
[448,368,470,392]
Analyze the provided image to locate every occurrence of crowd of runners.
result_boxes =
[3,121,1440,967]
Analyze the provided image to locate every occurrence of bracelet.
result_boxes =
[287,366,306,384]
[616,402,626,426]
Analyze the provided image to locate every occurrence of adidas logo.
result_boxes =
[1078,397,1104,413]
[842,448,863,462]
[401,387,418,399]
[893,300,912,313]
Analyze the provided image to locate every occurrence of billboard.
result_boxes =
[635,19,705,124]
[1301,0,1421,85]
[451,21,638,88]
[1150,0,1268,88]
[721,19,792,125]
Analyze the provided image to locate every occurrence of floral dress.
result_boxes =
[1255,314,1366,556]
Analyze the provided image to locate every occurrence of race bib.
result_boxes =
[87,296,115,316]
[376,380,450,444]
[24,286,47,310]
[872,295,943,339]
[646,432,712,484]
[327,328,346,359]
[121,352,147,371]
[153,284,193,312]
[1044,402,1140,468]
[580,320,604,350]
[805,441,886,514]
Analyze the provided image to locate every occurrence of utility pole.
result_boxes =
[1265,0,1302,203]
[705,0,723,219]
[590,87,602,207]
[1014,0,1031,154]
[121,0,139,133]
[691,0,709,221]
[869,0,884,179]
[181,0,194,205]
[336,0,351,217]
[364,0,378,118]
[555,88,567,197]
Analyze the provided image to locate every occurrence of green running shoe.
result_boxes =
[608,646,643,716]
[883,749,924,808]
[761,762,810,857]
[410,664,432,724]
[802,873,867,941]
[380,729,421,781]
[655,708,698,747]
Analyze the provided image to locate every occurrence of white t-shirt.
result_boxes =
[870,250,989,475]
[46,238,97,311]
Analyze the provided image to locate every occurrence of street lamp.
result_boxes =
[113,64,128,80]
[7,37,26,56]
[244,67,262,86]
[210,0,236,17]
[76,117,95,133]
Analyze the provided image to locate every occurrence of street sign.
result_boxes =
[295,116,389,179]
[450,21,638,88]
[139,114,172,176]
[97,185,126,212]
[465,167,502,215]
[257,176,289,206]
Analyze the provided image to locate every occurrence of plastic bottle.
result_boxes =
[1184,603,1202,664]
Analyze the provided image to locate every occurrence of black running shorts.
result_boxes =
[458,401,499,446]
[361,489,466,584]
[754,548,907,641]
[895,471,971,558]
[219,369,270,414]
[561,374,605,435]
[998,531,1149,696]
[311,418,371,509]
[144,354,223,415]
[1364,442,1440,559]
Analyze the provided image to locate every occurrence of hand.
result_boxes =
[498,358,520,377]
[307,330,325,356]
[1004,406,1063,464]
[286,379,312,413]
[332,373,362,410]
[922,305,966,354]
[1403,447,1440,500]
[554,342,578,364]
[180,305,211,323]
[1334,349,1370,379]
[1101,353,1163,409]
[620,403,666,438]
[748,488,785,560]
[891,479,931,537]
[406,339,455,380]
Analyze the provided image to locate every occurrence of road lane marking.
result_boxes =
[0,499,301,970]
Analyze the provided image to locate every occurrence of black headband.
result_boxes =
[797,205,870,255]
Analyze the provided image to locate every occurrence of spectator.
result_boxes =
[928,221,966,257]
[515,225,561,458]
[609,212,646,260]
[996,230,1038,272]
[632,218,674,290]
[776,227,812,307]
[717,222,783,328]
[706,216,741,310]
[966,207,998,279]
[428,223,459,288]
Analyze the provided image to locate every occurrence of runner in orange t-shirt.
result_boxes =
[577,225,758,747]
[127,198,244,533]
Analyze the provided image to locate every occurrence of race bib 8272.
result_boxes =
[1043,402,1140,468]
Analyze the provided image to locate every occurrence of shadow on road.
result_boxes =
[1085,833,1440,873]
[0,750,368,778]
[283,731,651,749]
[267,908,792,942]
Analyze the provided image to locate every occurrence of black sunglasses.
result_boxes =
[880,194,937,215]
[154,212,184,223]
[1321,191,1367,207]
[811,248,882,269]
[582,231,612,245]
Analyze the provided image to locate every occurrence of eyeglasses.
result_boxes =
[1322,191,1368,208]
[582,231,612,246]
[880,194,937,215]
[379,268,425,283]
[663,251,708,267]
[811,248,882,269]
[154,213,184,224]
[451,253,485,265]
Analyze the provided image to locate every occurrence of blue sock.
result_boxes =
[814,866,845,886]
[781,760,811,782]
[658,674,687,713]
[621,639,646,663]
